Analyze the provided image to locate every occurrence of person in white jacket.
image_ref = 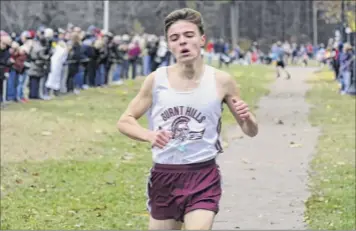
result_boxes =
[45,40,68,98]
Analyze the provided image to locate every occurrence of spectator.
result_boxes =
[46,40,68,97]
[339,43,354,95]
[66,32,82,94]
[11,43,29,102]
[111,35,124,85]
[0,35,13,104]
[27,29,51,99]
[127,41,141,79]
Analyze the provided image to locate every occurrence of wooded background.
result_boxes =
[1,0,355,51]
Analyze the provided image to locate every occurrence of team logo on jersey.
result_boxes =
[171,116,205,142]
[160,106,206,142]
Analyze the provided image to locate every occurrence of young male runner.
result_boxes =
[117,8,258,230]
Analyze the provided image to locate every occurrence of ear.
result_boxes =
[200,34,206,47]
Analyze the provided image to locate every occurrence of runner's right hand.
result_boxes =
[148,130,172,149]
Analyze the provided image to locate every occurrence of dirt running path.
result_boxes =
[213,67,320,230]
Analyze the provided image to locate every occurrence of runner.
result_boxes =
[117,8,258,230]
[275,41,291,79]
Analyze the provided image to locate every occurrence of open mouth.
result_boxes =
[181,49,190,55]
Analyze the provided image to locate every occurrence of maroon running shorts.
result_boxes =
[146,158,222,222]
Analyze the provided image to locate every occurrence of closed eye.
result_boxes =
[169,34,179,42]
[169,31,195,42]
[184,31,195,37]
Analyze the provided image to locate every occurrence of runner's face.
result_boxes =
[167,20,205,64]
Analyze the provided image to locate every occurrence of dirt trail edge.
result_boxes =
[213,67,320,230]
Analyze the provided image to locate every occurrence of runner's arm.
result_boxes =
[117,73,155,142]
[221,72,258,137]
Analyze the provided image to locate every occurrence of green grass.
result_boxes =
[305,70,356,230]
[0,64,272,230]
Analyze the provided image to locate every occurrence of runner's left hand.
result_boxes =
[232,98,250,120]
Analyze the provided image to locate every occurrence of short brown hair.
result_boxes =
[164,8,205,36]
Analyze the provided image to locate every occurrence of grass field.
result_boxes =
[0,64,272,230]
[305,70,356,230]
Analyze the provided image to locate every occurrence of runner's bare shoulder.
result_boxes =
[210,67,238,101]
[214,68,235,86]
[138,72,157,97]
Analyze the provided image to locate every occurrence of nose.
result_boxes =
[178,37,187,46]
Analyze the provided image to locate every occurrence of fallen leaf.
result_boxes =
[41,131,52,136]
[74,223,83,228]
[241,158,250,164]
[117,90,128,96]
[122,152,134,161]
[275,119,284,125]
[93,205,107,211]
[289,141,302,148]
[68,210,77,215]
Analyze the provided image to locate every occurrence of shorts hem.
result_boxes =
[184,205,219,216]
[149,213,181,222]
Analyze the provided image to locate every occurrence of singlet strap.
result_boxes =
[200,65,218,96]
[152,66,169,91]
[151,66,169,105]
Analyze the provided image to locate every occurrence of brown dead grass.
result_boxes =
[1,109,115,164]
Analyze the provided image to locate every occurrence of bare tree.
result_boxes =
[0,0,349,49]
[0,1,42,32]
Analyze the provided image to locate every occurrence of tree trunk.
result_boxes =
[281,1,285,41]
[219,4,226,39]
[230,1,237,46]
[312,0,318,45]
[293,1,301,41]
[236,2,239,42]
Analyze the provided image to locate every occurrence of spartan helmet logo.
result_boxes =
[170,116,206,142]
[171,116,191,141]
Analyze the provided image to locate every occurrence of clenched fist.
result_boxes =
[232,98,250,120]
[148,130,173,149]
